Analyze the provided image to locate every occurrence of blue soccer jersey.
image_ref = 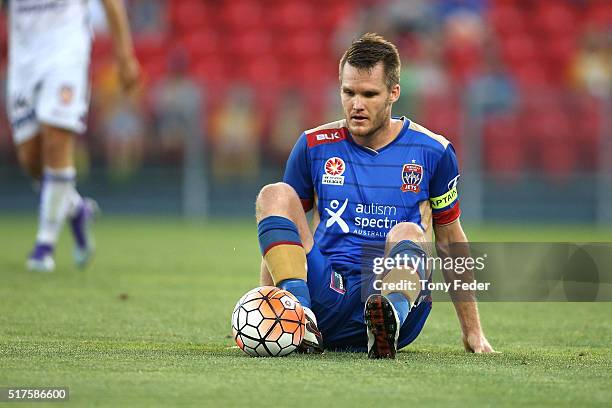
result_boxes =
[283,117,461,275]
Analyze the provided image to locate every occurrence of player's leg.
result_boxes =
[26,126,78,271]
[16,135,43,179]
[31,57,97,271]
[365,222,428,358]
[37,125,98,269]
[255,182,322,352]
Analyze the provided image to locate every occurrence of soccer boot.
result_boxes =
[70,197,100,269]
[296,307,324,354]
[364,294,400,359]
[26,243,55,273]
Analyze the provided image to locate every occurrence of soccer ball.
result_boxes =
[232,286,306,357]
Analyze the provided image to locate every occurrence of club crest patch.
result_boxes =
[59,85,74,105]
[401,163,423,193]
[322,157,345,186]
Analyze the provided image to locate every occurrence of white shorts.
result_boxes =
[7,59,90,145]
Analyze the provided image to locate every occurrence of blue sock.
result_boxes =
[387,292,410,325]
[278,278,312,309]
[386,240,427,326]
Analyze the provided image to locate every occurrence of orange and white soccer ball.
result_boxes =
[232,286,306,357]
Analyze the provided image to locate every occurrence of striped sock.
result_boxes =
[258,216,311,308]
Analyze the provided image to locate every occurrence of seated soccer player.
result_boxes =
[256,33,494,357]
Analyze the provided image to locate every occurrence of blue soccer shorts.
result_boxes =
[305,243,432,351]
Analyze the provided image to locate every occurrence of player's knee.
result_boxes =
[387,222,425,244]
[256,183,299,211]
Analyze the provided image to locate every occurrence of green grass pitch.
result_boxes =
[1,215,611,407]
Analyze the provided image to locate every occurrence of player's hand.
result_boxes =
[117,55,140,94]
[463,331,496,353]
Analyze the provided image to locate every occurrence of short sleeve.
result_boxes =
[283,133,314,211]
[429,144,461,225]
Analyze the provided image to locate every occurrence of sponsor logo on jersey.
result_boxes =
[306,128,347,147]
[323,198,409,237]
[401,163,423,193]
[322,157,346,186]
[325,199,350,233]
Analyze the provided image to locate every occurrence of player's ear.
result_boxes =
[389,84,400,104]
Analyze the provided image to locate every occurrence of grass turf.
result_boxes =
[1,215,611,407]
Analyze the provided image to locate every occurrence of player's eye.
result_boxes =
[343,89,355,96]
[363,91,378,98]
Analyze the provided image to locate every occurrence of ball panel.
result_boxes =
[240,324,259,340]
[242,298,264,311]
[240,334,260,351]
[246,308,264,327]
[266,322,284,342]
[279,295,298,310]
[257,299,278,319]
[277,332,293,349]
[257,318,276,338]
[237,307,248,330]
[265,341,281,356]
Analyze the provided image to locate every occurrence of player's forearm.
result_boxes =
[101,0,135,61]
[436,231,483,336]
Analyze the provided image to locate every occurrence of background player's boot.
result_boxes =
[364,294,400,359]
[70,197,99,269]
[296,307,324,354]
[26,243,55,273]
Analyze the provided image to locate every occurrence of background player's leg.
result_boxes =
[28,125,86,271]
[16,135,43,179]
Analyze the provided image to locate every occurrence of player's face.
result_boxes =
[340,62,400,139]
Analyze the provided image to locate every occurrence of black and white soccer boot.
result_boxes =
[364,294,400,359]
[296,307,324,354]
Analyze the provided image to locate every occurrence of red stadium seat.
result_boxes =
[269,1,315,32]
[169,0,209,36]
[191,59,231,88]
[177,29,221,63]
[488,4,526,36]
[585,2,612,29]
[219,1,265,31]
[226,29,272,60]
[533,1,577,36]
[483,115,524,177]
[500,34,538,66]
[134,34,167,64]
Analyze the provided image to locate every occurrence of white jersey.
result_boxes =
[8,0,92,67]
[6,0,94,143]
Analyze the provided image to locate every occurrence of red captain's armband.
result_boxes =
[432,202,461,225]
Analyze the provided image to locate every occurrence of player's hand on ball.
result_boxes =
[463,332,495,353]
[117,55,140,93]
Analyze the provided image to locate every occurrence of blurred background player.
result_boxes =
[256,33,494,357]
[5,0,139,272]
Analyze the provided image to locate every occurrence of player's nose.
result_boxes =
[353,96,365,110]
